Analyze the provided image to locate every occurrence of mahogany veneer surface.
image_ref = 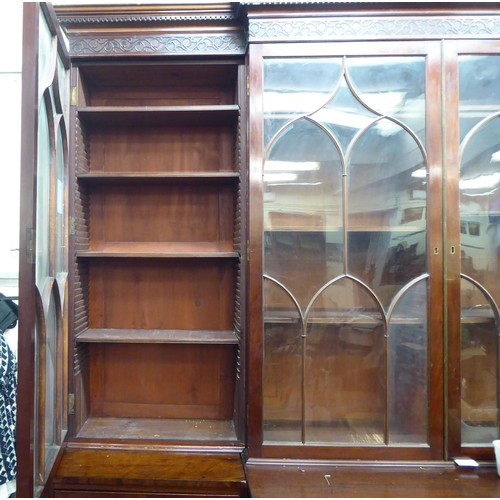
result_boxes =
[52,448,247,497]
[245,463,500,498]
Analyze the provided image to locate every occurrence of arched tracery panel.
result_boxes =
[261,52,430,447]
[305,276,385,444]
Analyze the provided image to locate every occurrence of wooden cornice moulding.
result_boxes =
[55,3,247,57]
[55,3,238,24]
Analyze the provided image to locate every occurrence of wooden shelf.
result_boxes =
[78,105,239,126]
[461,308,496,324]
[75,417,239,442]
[76,328,239,344]
[77,242,239,259]
[264,310,425,326]
[77,172,240,184]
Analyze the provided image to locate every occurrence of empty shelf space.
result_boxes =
[76,328,239,344]
[77,171,240,183]
[77,242,239,258]
[78,105,239,126]
[76,416,239,442]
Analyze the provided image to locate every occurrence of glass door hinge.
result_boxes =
[69,216,76,236]
[71,86,77,106]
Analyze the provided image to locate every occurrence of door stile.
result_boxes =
[442,40,462,459]
[247,42,265,458]
[18,2,40,497]
[425,42,446,460]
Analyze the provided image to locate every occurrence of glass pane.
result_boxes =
[263,58,342,148]
[310,78,378,154]
[460,279,499,445]
[38,10,55,93]
[460,117,500,305]
[347,120,427,309]
[264,118,343,310]
[459,55,500,141]
[36,97,51,285]
[305,278,385,444]
[263,279,302,443]
[346,56,426,146]
[55,125,67,281]
[44,288,59,476]
[388,279,428,444]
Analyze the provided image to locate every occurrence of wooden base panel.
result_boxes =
[245,462,500,498]
[52,447,248,497]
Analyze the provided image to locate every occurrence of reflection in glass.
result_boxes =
[347,120,427,308]
[38,11,55,94]
[460,117,500,305]
[43,288,58,478]
[460,279,499,445]
[459,56,500,141]
[305,278,385,444]
[346,56,426,146]
[263,58,342,148]
[311,78,378,153]
[36,98,51,289]
[459,55,500,448]
[263,279,302,443]
[264,118,343,309]
[55,126,67,281]
[388,279,428,444]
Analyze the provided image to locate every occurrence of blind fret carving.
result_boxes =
[70,34,246,56]
[249,16,500,40]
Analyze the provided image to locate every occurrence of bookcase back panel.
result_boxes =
[89,184,235,246]
[89,125,234,173]
[89,343,235,419]
[80,64,238,107]
[88,259,235,330]
[92,87,234,107]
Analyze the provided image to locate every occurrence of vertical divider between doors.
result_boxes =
[425,42,447,460]
[442,41,462,459]
[247,43,265,457]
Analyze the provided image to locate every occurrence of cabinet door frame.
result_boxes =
[247,40,445,461]
[18,2,70,496]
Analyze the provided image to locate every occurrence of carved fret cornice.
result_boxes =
[248,15,500,41]
[69,32,247,57]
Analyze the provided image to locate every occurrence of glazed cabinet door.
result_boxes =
[445,40,500,460]
[248,41,445,460]
[18,3,70,496]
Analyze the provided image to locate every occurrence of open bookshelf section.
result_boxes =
[79,183,238,257]
[71,60,244,444]
[89,343,235,419]
[88,259,235,330]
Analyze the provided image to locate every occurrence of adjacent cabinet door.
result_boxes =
[19,3,70,497]
[248,40,499,461]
